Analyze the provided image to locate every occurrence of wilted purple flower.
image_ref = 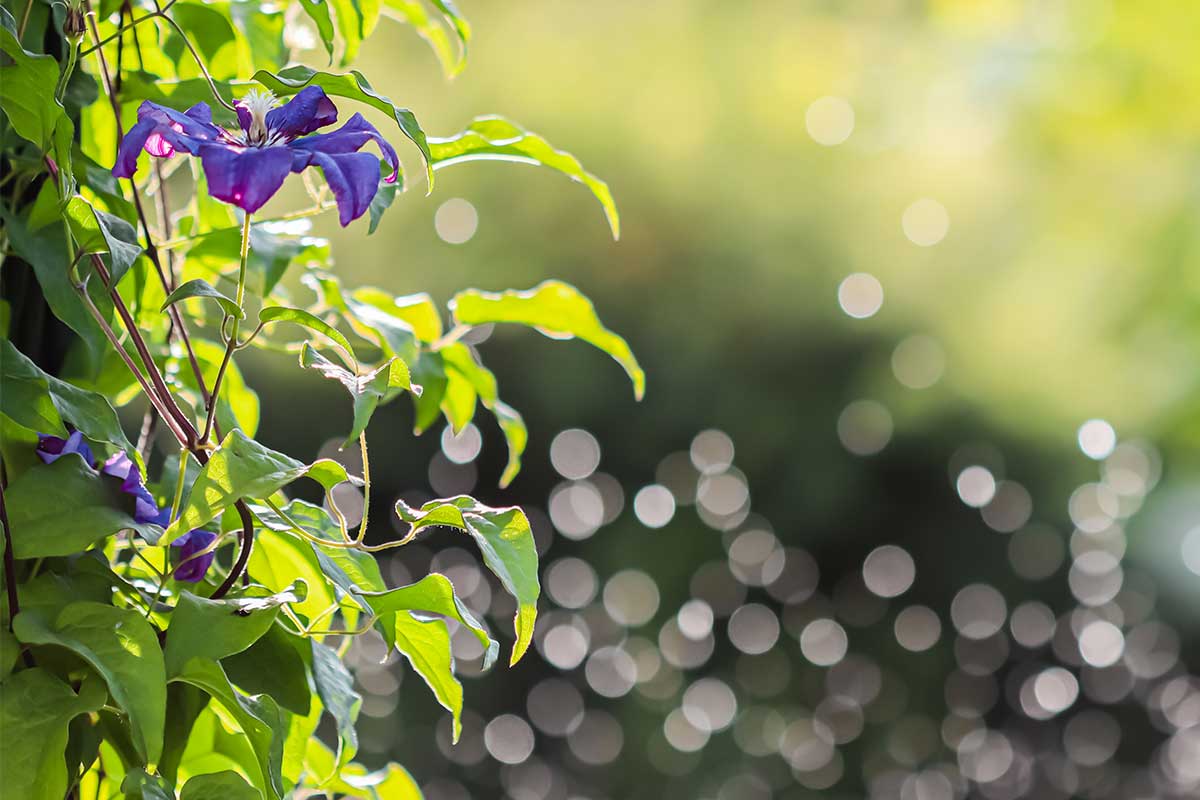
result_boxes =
[36,431,94,466]
[102,452,170,526]
[171,529,218,583]
[112,87,399,226]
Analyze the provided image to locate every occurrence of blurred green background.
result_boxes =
[247,2,1200,798]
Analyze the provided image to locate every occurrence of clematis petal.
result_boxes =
[171,529,217,582]
[198,144,295,214]
[113,101,224,178]
[307,151,383,226]
[35,431,95,466]
[102,451,164,525]
[266,86,338,140]
[290,113,399,184]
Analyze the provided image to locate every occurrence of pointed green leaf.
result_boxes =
[296,0,335,60]
[450,280,644,399]
[393,613,462,741]
[429,116,618,238]
[0,7,65,148]
[0,339,135,453]
[224,624,311,716]
[383,0,468,78]
[120,769,174,800]
[310,640,361,769]
[252,66,432,188]
[166,429,353,538]
[164,584,304,678]
[180,771,260,800]
[0,337,65,435]
[492,399,527,489]
[92,206,143,287]
[360,572,498,669]
[13,603,166,763]
[7,457,165,557]
[162,279,244,320]
[0,669,106,800]
[393,496,539,665]
[259,305,357,367]
[171,659,287,800]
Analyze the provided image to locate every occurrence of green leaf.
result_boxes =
[451,280,644,399]
[170,659,287,800]
[384,0,468,78]
[224,624,311,716]
[166,429,352,538]
[0,337,65,435]
[0,669,106,800]
[159,684,210,784]
[492,399,527,489]
[360,572,498,668]
[0,339,134,453]
[296,0,335,61]
[13,603,167,763]
[180,771,260,800]
[429,116,619,238]
[367,165,400,234]
[352,288,443,343]
[245,517,336,624]
[260,305,357,367]
[0,208,111,369]
[366,762,424,800]
[310,640,361,770]
[92,206,143,287]
[162,279,245,320]
[299,344,417,446]
[253,66,433,189]
[393,613,462,740]
[0,7,65,148]
[164,584,304,677]
[393,496,539,665]
[121,769,175,800]
[7,456,165,557]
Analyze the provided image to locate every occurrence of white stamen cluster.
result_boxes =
[239,88,280,146]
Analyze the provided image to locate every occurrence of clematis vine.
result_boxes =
[113,87,399,226]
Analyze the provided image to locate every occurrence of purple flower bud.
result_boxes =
[36,431,95,466]
[101,452,168,526]
[171,529,218,583]
[112,87,398,226]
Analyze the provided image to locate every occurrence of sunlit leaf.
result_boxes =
[259,306,357,367]
[393,613,462,740]
[393,496,539,665]
[170,658,287,800]
[164,584,305,677]
[359,572,498,668]
[180,771,260,800]
[162,279,244,320]
[13,603,166,763]
[429,116,618,238]
[451,280,644,399]
[0,7,66,148]
[166,429,353,538]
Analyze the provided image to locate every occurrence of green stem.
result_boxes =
[55,41,80,104]
[201,214,251,444]
[80,0,177,56]
[354,432,371,544]
[168,447,189,523]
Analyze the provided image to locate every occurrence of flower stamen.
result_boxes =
[239,88,280,146]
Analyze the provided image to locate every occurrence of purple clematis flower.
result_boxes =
[171,528,218,583]
[112,87,399,226]
[102,451,171,526]
[36,431,95,466]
